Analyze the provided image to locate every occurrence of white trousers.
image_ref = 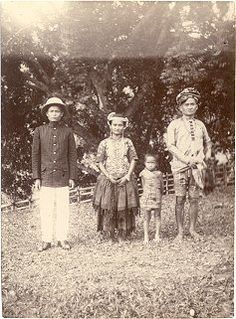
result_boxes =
[39,186,70,242]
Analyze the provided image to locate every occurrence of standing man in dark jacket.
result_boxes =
[32,97,77,251]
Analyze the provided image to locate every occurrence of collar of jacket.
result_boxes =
[48,121,64,128]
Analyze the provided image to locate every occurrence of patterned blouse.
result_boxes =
[96,137,138,179]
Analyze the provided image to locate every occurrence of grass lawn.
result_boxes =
[1,186,234,318]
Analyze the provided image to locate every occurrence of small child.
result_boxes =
[139,154,164,244]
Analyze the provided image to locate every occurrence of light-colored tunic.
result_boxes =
[166,117,211,173]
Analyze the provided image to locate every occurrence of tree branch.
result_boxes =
[89,66,113,112]
[72,122,100,147]
[24,73,51,94]
[25,81,49,95]
[28,55,51,86]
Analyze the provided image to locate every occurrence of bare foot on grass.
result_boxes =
[154,236,161,243]
[190,231,202,242]
[173,233,184,243]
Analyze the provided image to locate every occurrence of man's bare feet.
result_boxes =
[154,236,161,243]
[174,233,184,243]
[190,230,201,241]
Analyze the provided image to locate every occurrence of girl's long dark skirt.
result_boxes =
[93,174,139,238]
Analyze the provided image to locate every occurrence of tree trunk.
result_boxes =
[125,83,149,118]
[72,122,100,147]
[89,62,113,112]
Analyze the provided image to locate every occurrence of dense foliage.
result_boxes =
[1,1,235,201]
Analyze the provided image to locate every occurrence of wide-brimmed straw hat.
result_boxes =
[41,97,67,116]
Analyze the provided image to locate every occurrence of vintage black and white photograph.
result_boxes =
[1,1,235,318]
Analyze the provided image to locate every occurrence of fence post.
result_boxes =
[76,187,80,204]
[1,163,234,211]
[29,197,33,210]
[223,164,227,186]
[211,165,216,188]
[165,174,169,195]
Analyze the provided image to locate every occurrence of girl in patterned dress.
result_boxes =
[93,112,139,241]
[139,154,164,244]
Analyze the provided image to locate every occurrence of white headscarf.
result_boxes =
[107,112,129,129]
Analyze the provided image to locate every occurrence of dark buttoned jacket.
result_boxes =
[32,121,77,187]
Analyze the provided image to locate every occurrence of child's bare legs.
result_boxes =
[153,207,161,242]
[175,196,185,241]
[143,210,151,244]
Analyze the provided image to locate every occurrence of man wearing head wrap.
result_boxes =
[166,88,211,242]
